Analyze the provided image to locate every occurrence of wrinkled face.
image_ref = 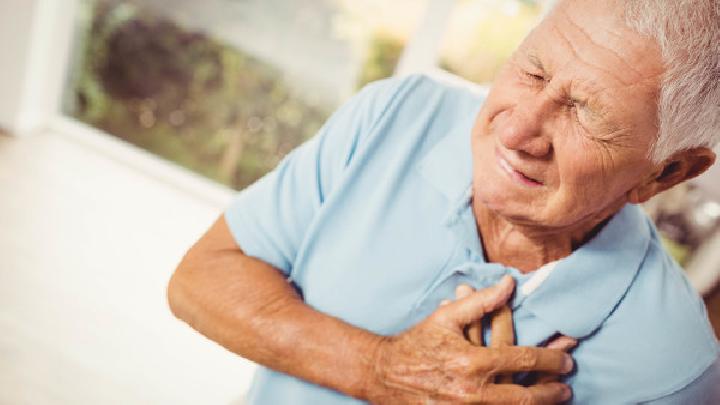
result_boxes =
[471,0,665,230]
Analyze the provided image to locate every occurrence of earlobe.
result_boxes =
[626,188,642,204]
[626,167,664,204]
[626,183,656,204]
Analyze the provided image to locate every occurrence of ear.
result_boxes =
[627,147,716,204]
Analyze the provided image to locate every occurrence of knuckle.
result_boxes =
[518,391,537,405]
[445,377,478,402]
[515,347,538,369]
[463,394,484,404]
[478,349,499,372]
[456,354,474,371]
[429,309,448,325]
[462,388,489,404]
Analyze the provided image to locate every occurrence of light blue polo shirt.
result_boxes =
[225,74,720,404]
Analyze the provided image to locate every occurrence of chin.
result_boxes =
[473,183,539,223]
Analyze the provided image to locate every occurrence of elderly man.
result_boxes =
[168,0,720,403]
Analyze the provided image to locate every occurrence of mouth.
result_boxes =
[495,148,544,187]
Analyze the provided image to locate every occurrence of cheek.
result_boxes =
[559,146,608,193]
[554,139,636,208]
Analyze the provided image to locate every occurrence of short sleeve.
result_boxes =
[223,76,411,275]
[641,355,720,404]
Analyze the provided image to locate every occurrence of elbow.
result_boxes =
[166,269,183,321]
[167,253,195,323]
[168,215,235,326]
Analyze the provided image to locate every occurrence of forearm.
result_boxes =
[167,238,382,399]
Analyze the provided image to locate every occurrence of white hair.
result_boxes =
[623,0,720,163]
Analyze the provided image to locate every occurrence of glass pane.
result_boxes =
[62,0,427,190]
[438,0,546,85]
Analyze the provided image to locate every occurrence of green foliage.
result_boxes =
[660,235,691,266]
[68,0,329,190]
[356,34,404,89]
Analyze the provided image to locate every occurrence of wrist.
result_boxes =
[358,334,391,401]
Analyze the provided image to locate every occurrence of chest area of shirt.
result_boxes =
[289,180,461,334]
[286,183,554,346]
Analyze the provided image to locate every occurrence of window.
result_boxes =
[62,0,428,190]
[57,1,720,301]
[437,0,546,84]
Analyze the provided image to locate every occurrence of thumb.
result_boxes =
[441,275,515,328]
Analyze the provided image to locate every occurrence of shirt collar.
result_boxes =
[416,124,653,339]
[521,204,651,338]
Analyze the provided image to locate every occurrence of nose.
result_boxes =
[495,98,553,158]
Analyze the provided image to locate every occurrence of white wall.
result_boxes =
[0,0,37,133]
[0,0,76,135]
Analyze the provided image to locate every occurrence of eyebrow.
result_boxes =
[527,52,546,73]
[524,50,619,132]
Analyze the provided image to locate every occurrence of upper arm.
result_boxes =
[222,76,413,275]
[190,214,243,256]
[172,215,246,283]
[641,355,720,404]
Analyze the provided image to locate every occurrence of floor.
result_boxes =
[0,130,255,404]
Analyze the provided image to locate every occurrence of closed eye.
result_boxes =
[525,71,545,82]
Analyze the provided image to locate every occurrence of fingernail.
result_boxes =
[455,284,474,299]
[563,355,574,373]
[561,386,572,401]
[456,284,469,293]
[495,275,513,294]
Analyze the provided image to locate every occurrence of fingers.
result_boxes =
[438,276,514,328]
[473,346,574,374]
[536,373,558,384]
[455,284,474,299]
[489,305,515,384]
[526,383,573,404]
[545,335,577,351]
[489,305,514,348]
[456,284,484,346]
[464,382,571,404]
[537,335,578,383]
[438,285,477,308]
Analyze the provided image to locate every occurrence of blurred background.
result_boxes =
[1,0,719,403]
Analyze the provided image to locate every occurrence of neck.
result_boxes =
[472,200,622,273]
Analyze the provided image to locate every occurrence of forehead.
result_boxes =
[525,0,663,88]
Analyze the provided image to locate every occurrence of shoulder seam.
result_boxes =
[349,74,426,159]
